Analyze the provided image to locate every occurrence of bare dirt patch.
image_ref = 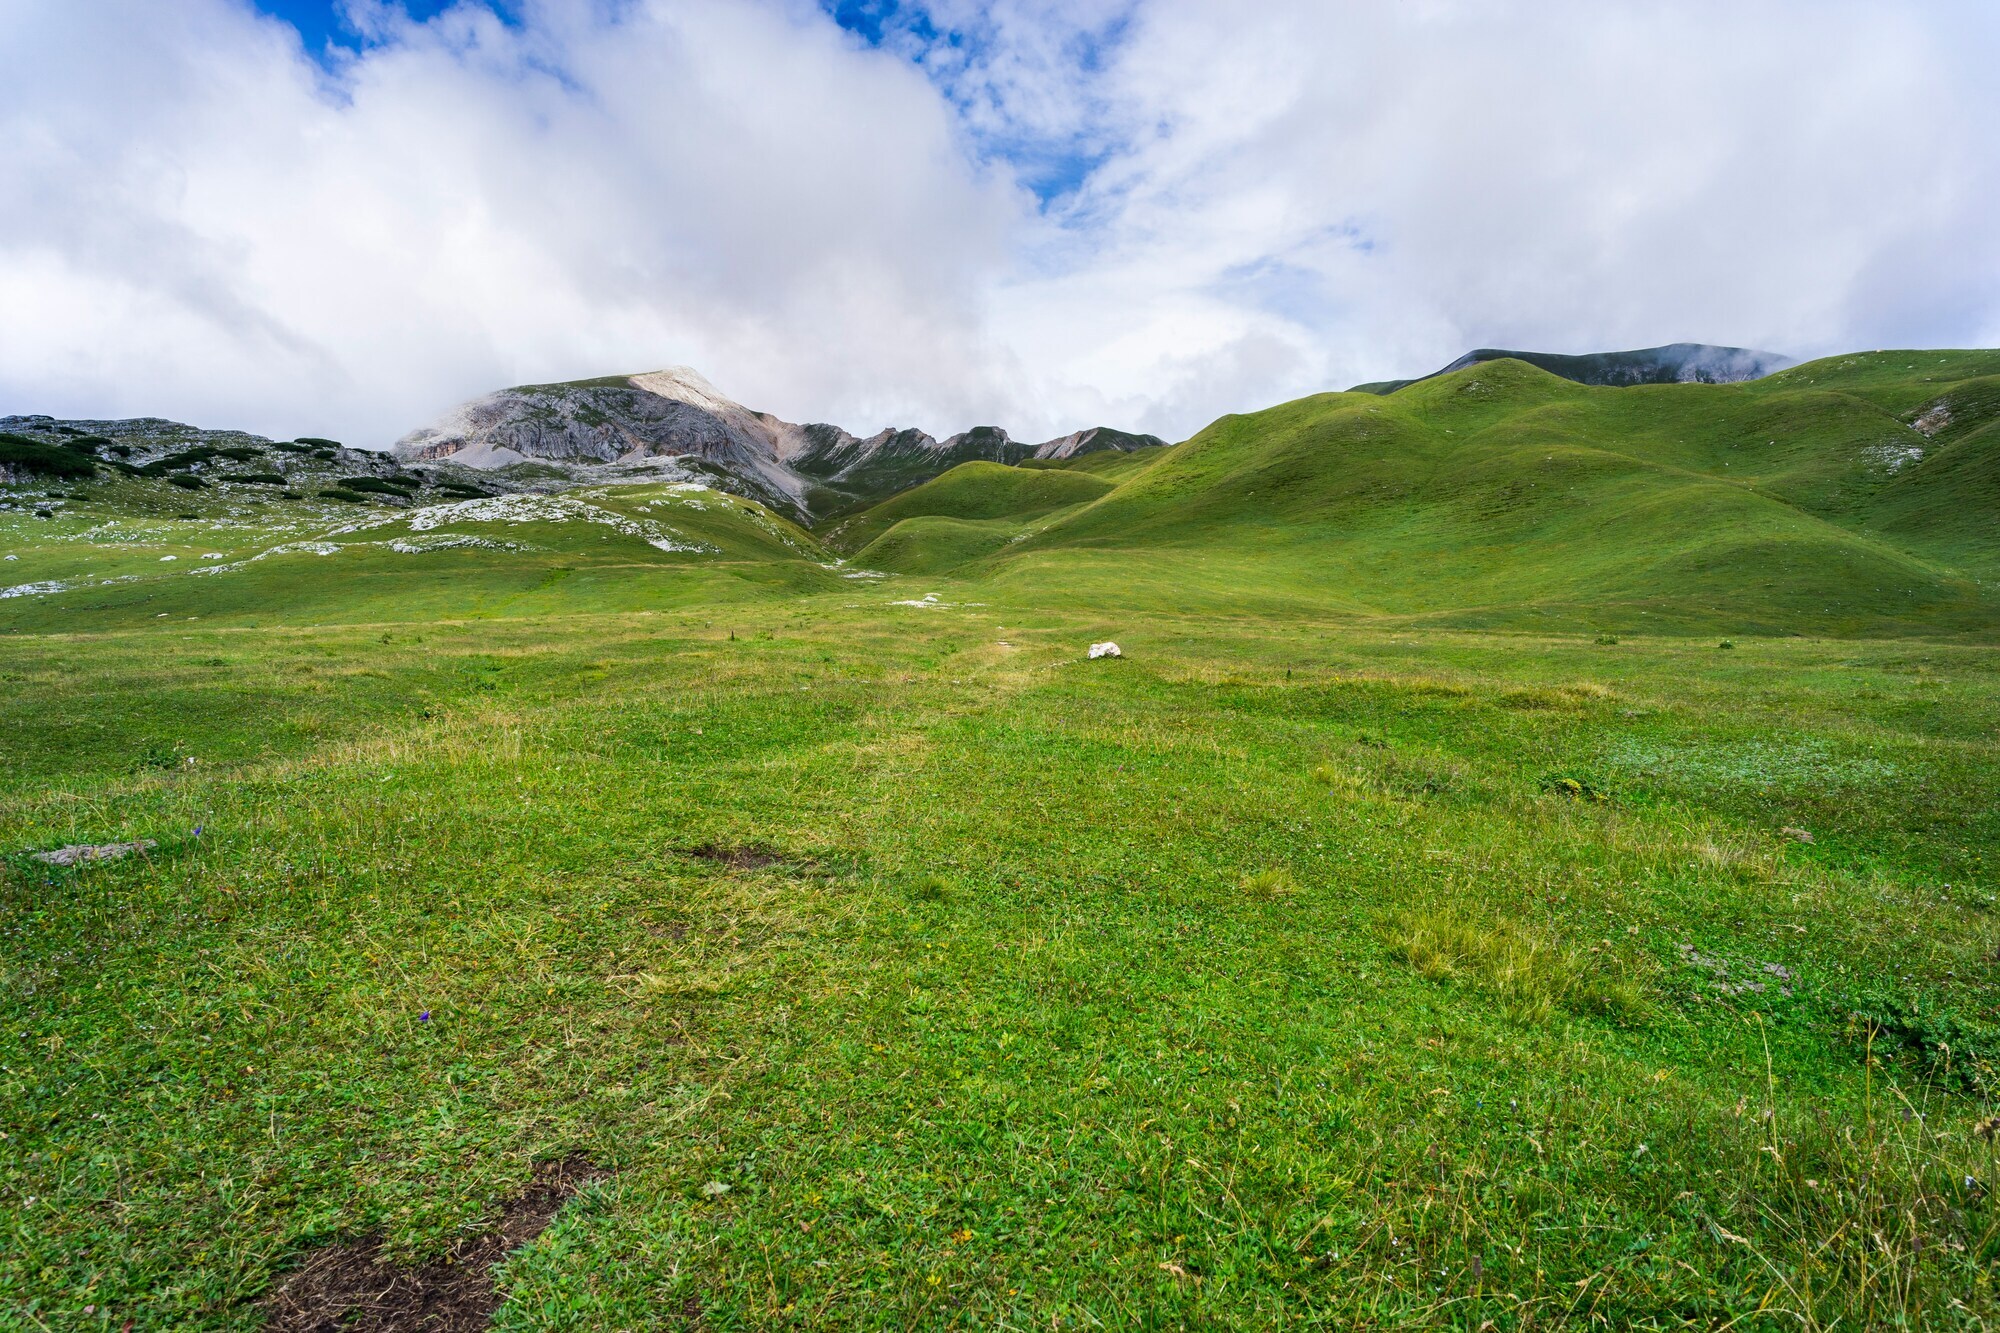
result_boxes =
[262,1155,606,1332]
[680,842,783,870]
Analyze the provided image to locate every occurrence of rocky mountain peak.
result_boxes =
[393,370,1167,524]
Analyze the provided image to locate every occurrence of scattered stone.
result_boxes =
[1912,402,1952,437]
[1088,641,1122,659]
[32,839,156,867]
[1781,826,1814,844]
[700,1181,731,1197]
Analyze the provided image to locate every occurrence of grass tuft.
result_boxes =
[1239,867,1299,901]
[908,874,953,902]
[1387,908,1646,1025]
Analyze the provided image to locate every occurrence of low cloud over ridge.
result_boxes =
[3,0,1997,448]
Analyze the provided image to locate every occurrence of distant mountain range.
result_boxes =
[1350,343,1795,395]
[3,345,1809,536]
[393,367,1165,522]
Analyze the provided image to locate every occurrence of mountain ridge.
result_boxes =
[1351,342,1795,395]
[393,367,1167,523]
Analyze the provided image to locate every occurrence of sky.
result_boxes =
[2,0,1998,449]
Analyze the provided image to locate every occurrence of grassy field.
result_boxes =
[3,354,2000,1328]
[6,596,2000,1328]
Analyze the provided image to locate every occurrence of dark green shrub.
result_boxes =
[136,447,222,477]
[335,476,415,496]
[295,437,341,449]
[214,446,262,462]
[319,488,370,503]
[1852,996,1999,1093]
[437,482,493,498]
[166,474,207,490]
[271,441,312,453]
[220,472,287,485]
[0,432,97,479]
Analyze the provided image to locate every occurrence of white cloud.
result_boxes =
[1,0,1997,449]
[0,0,1025,444]
[993,0,2000,435]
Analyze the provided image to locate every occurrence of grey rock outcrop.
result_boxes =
[394,367,1166,522]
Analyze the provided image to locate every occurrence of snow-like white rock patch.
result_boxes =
[338,493,716,554]
[1,580,66,599]
[1865,442,1925,473]
[387,534,528,554]
[1089,641,1122,659]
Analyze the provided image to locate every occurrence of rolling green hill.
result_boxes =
[825,460,1117,556]
[842,350,2000,637]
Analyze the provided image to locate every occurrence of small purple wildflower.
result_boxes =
[418,1010,432,1022]
[192,825,204,838]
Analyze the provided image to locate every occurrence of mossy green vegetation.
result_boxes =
[1,351,1999,1326]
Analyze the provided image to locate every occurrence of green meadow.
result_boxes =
[4,354,2000,1329]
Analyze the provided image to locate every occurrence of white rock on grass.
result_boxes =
[33,839,157,867]
[1089,641,1122,659]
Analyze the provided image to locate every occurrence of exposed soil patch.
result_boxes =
[262,1155,606,1332]
[681,842,782,870]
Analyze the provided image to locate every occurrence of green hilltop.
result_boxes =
[844,350,2000,637]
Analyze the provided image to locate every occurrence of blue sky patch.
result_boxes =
[250,0,511,59]
[821,0,1136,209]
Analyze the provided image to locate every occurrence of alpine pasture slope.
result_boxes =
[2,350,1999,1329]
[851,350,2000,636]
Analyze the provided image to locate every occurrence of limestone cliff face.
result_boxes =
[394,367,1166,522]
